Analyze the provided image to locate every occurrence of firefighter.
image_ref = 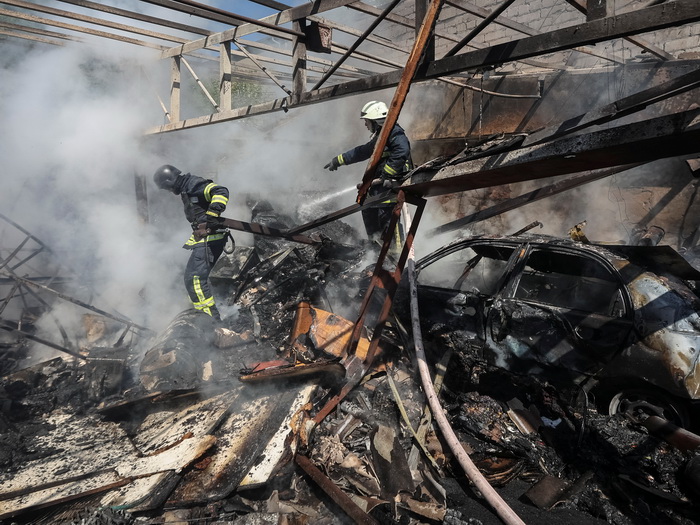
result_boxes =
[153,165,229,320]
[324,100,413,244]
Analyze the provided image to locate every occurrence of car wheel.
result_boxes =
[608,388,690,428]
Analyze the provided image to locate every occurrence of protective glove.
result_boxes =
[206,216,224,232]
[324,156,341,171]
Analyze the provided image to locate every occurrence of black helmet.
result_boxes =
[153,165,181,192]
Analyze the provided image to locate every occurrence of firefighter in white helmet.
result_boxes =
[324,101,413,242]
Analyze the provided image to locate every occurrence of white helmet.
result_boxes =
[360,101,388,121]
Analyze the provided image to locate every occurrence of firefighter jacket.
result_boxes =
[335,123,413,181]
[173,173,229,248]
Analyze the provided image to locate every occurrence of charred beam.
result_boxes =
[0,321,86,360]
[523,67,700,147]
[405,109,700,197]
[425,0,699,79]
[295,454,380,525]
[0,271,155,335]
[427,163,643,236]
[147,1,700,134]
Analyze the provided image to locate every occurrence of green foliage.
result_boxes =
[192,77,264,113]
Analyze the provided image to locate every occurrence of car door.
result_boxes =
[484,244,635,377]
[413,241,518,354]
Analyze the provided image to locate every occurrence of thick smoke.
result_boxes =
[0,26,395,357]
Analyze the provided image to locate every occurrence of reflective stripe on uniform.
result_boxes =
[203,182,217,201]
[210,195,228,206]
[184,232,227,246]
[383,164,398,176]
[337,154,345,165]
[191,276,215,314]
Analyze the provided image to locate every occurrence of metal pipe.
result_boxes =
[181,56,220,111]
[402,206,527,525]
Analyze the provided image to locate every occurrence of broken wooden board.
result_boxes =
[239,383,316,488]
[291,302,370,360]
[131,390,238,455]
[0,470,128,521]
[167,382,317,504]
[0,411,216,520]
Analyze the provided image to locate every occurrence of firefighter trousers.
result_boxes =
[184,238,226,318]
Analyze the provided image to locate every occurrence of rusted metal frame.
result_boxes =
[356,0,444,205]
[0,270,156,335]
[523,67,700,147]
[406,109,700,198]
[219,217,318,244]
[444,0,518,58]
[312,192,425,425]
[233,39,293,96]
[351,0,599,69]
[312,0,402,91]
[295,454,380,525]
[564,0,673,60]
[347,195,407,365]
[0,213,51,254]
[180,56,220,111]
[427,1,700,82]
[0,321,84,360]
[642,415,700,452]
[427,163,643,236]
[148,1,700,134]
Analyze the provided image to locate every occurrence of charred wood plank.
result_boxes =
[295,454,380,525]
[405,109,700,197]
[427,163,643,235]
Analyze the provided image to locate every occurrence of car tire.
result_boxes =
[607,388,690,429]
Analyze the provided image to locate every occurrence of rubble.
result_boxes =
[1,204,700,525]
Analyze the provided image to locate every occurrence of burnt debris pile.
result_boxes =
[1,207,700,525]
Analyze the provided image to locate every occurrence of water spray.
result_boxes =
[298,185,357,221]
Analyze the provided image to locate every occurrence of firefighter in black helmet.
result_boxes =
[153,164,230,320]
[324,101,413,244]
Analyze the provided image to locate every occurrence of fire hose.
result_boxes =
[400,205,527,525]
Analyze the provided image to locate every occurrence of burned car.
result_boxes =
[395,234,700,428]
